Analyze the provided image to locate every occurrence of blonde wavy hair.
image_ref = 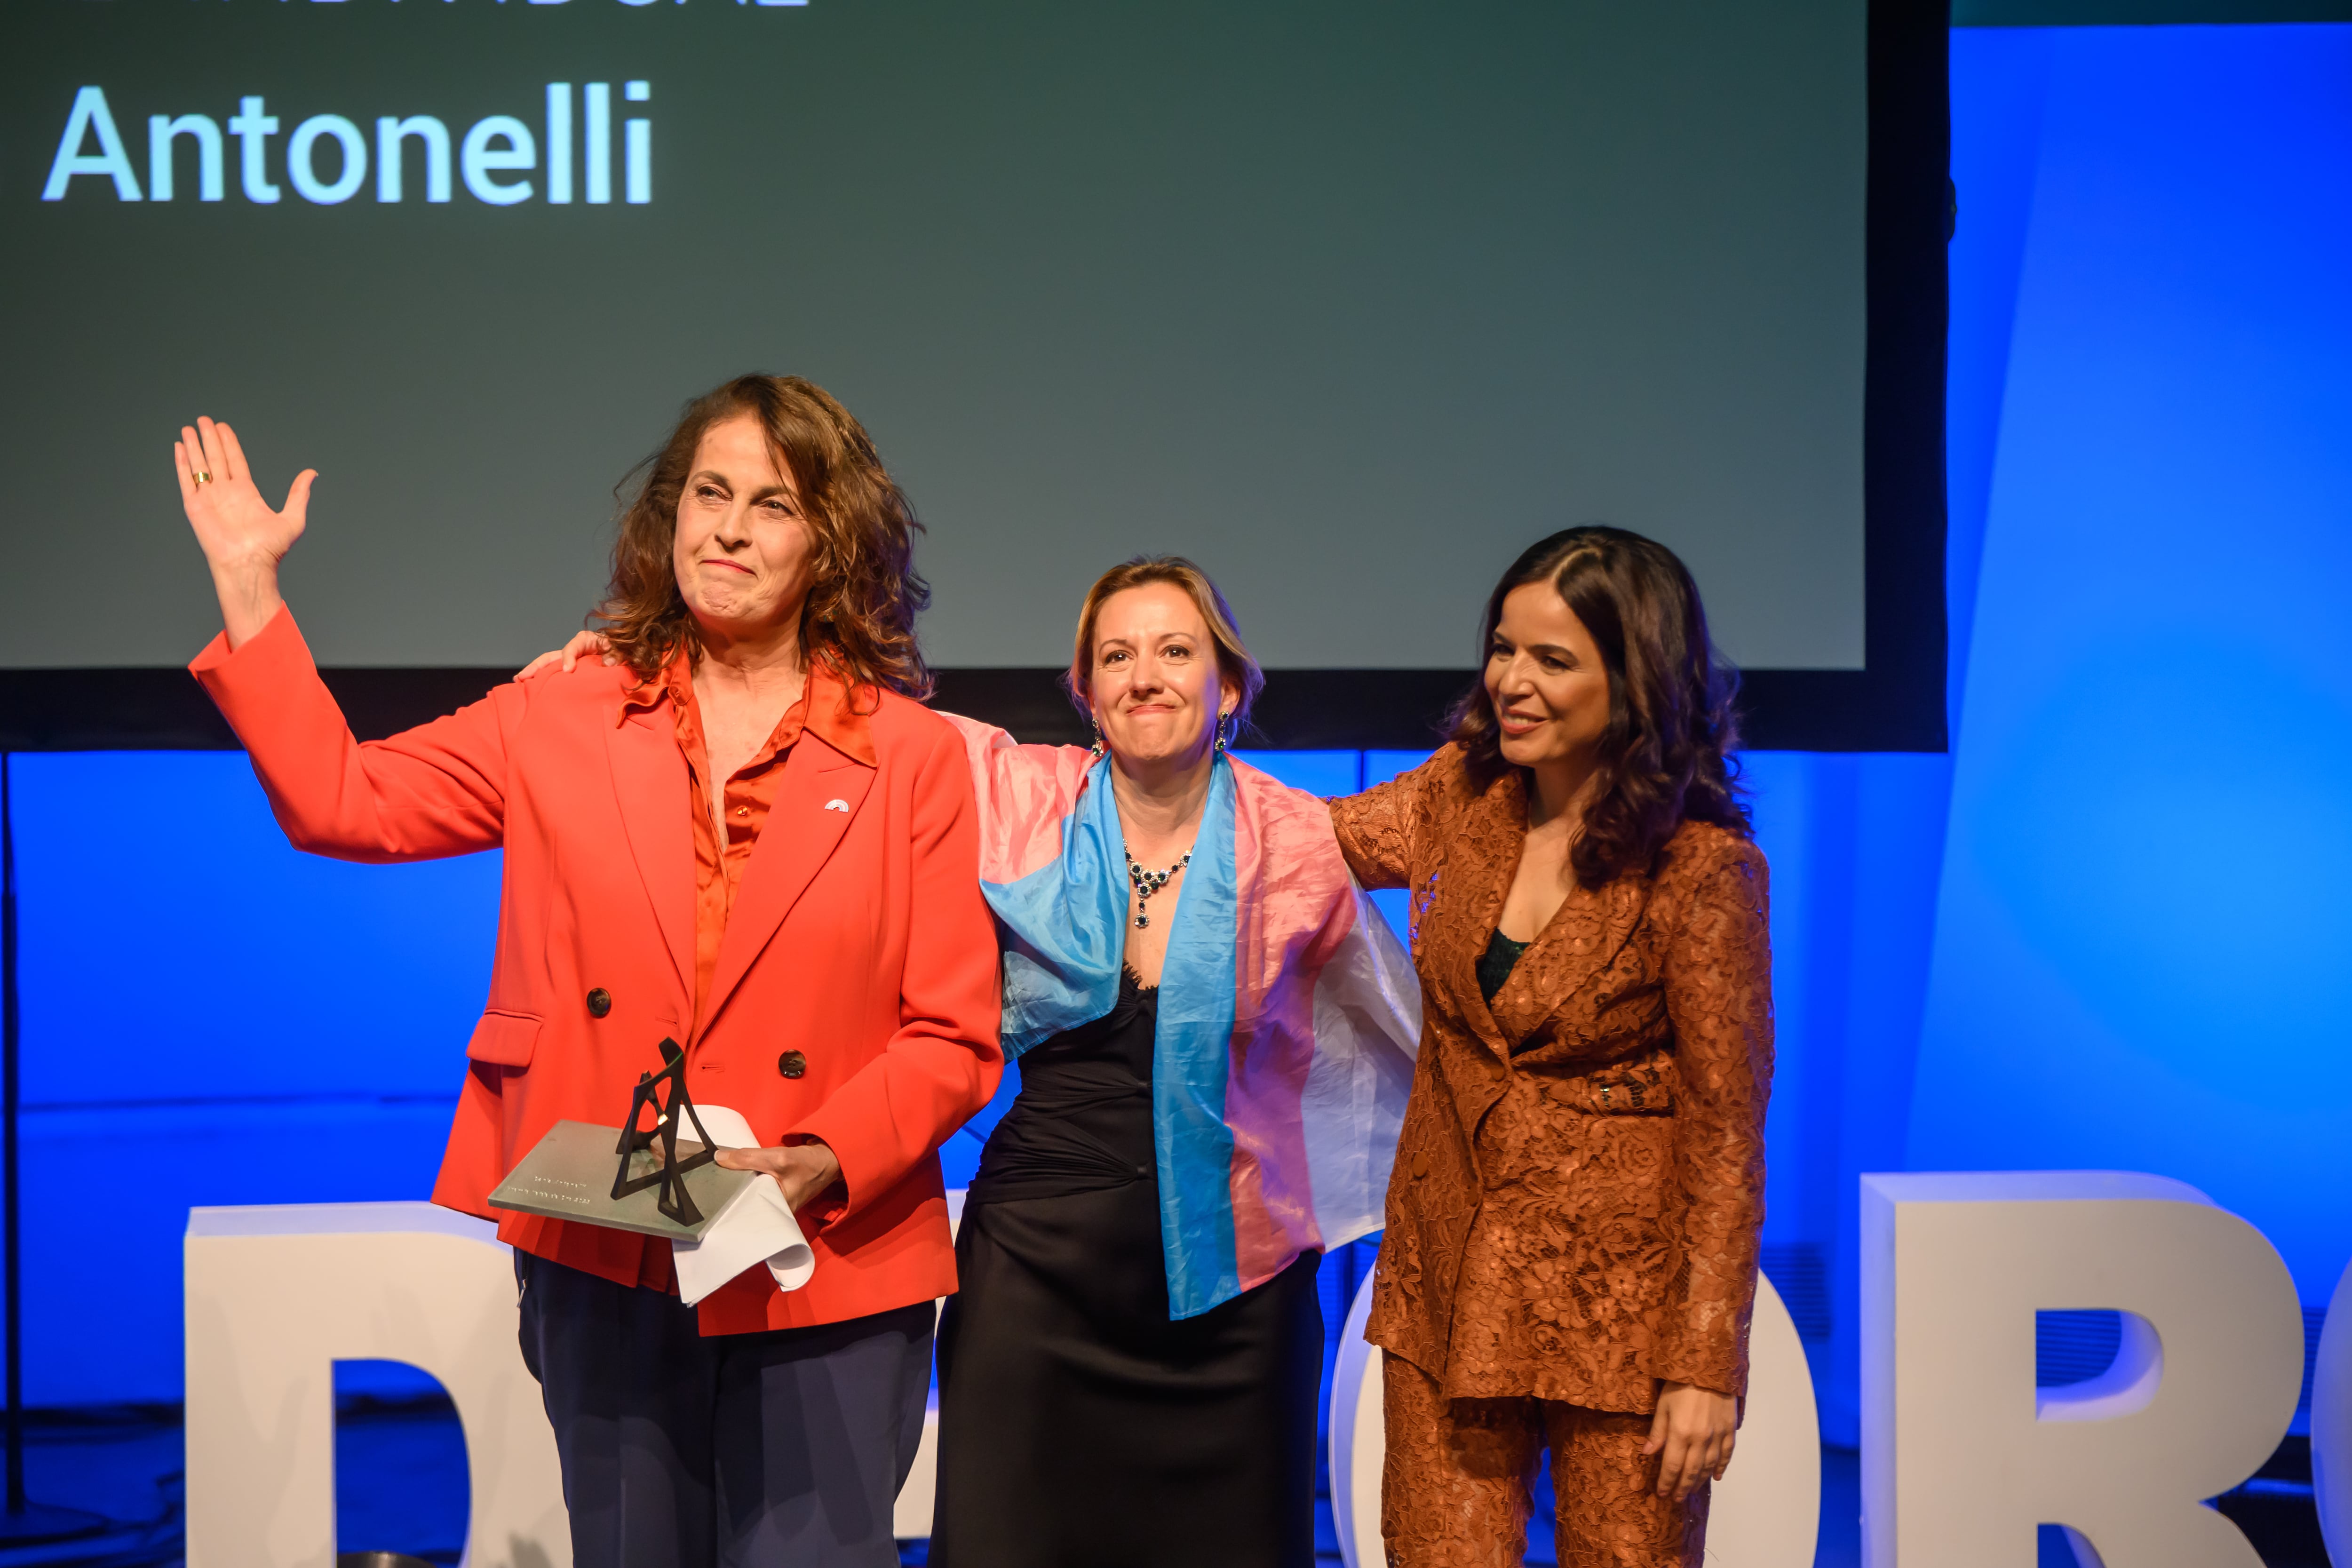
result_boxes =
[1063,555,1264,734]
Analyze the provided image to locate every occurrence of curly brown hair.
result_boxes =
[1447,526,1748,883]
[595,375,931,697]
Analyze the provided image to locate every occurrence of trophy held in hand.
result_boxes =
[488,1037,758,1240]
[612,1037,720,1227]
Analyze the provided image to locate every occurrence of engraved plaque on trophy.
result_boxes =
[488,1038,758,1240]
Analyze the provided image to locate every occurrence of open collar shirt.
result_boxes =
[612,649,876,1290]
[622,650,878,1027]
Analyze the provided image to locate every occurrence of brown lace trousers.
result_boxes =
[1381,1357,1706,1568]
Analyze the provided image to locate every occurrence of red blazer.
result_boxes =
[193,608,1003,1335]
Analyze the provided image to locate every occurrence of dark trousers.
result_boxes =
[516,1251,934,1568]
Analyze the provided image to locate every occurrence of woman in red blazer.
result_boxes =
[174,377,1002,1568]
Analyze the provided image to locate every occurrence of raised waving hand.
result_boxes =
[174,416,317,650]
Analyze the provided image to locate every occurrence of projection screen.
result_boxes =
[0,0,1948,749]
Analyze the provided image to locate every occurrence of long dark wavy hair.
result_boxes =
[595,375,932,698]
[1446,526,1748,883]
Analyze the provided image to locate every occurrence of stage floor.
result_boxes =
[16,1403,2319,1568]
[13,1400,1862,1568]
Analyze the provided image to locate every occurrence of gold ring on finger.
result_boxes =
[193,470,211,484]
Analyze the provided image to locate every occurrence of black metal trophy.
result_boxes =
[611,1037,720,1227]
[489,1035,756,1238]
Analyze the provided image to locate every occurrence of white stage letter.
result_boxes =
[1327,1258,1820,1568]
[2313,1256,2352,1568]
[185,1202,568,1568]
[1859,1172,2304,1568]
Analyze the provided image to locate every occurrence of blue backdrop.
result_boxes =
[7,21,2349,1437]
[1914,24,2352,1316]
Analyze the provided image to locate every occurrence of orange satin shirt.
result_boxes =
[627,653,879,1029]
[610,653,878,1290]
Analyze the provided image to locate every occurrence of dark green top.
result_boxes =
[1475,928,1531,1004]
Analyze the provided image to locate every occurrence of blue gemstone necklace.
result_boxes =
[1125,847,1191,929]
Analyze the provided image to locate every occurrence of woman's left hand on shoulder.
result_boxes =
[1644,1380,1738,1501]
[516,629,616,681]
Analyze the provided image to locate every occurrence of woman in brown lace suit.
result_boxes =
[1328,527,1770,1568]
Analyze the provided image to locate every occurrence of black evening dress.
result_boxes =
[930,970,1324,1568]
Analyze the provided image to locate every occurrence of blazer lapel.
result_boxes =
[605,702,696,1001]
[1490,875,1646,1046]
[1449,772,1525,1059]
[1450,769,1647,1050]
[696,732,874,1040]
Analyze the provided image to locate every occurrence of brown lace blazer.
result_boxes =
[1330,745,1772,1412]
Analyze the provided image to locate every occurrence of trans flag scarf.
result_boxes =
[944,716,1422,1319]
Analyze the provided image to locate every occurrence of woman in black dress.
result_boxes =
[929,556,1419,1567]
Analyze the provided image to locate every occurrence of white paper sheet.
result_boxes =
[669,1105,816,1306]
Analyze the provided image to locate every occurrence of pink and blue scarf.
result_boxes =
[945,717,1421,1318]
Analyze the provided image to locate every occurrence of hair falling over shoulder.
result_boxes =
[1446,525,1749,884]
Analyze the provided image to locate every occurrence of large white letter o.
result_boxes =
[1327,1258,1820,1568]
[2313,1256,2352,1568]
